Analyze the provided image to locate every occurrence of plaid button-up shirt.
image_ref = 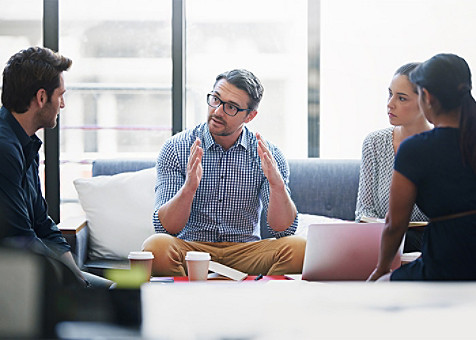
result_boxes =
[153,123,297,242]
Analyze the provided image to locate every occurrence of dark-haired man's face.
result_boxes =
[35,73,65,131]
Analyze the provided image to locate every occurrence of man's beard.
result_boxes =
[37,106,58,130]
[208,115,232,136]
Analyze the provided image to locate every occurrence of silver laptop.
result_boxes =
[301,222,403,281]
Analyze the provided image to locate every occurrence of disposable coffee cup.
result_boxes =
[185,251,211,281]
[128,251,154,282]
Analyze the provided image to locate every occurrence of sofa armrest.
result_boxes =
[58,216,89,269]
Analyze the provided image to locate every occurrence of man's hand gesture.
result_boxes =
[185,137,203,193]
[256,132,283,187]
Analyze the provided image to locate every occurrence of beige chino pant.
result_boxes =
[142,234,306,277]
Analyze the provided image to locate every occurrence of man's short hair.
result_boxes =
[214,69,264,111]
[1,46,72,113]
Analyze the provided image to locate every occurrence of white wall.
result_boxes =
[321,0,476,159]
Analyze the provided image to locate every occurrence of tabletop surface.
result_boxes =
[141,280,476,339]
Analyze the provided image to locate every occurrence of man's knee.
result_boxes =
[273,235,307,274]
[278,235,306,257]
[142,234,184,276]
[142,233,176,252]
[142,233,181,263]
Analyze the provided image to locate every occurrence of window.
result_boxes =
[2,0,314,221]
[0,0,43,187]
[59,0,172,217]
[320,0,476,159]
[0,1,42,62]
[6,0,476,222]
[185,0,309,159]
[59,0,310,218]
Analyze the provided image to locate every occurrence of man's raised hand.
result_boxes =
[185,137,203,193]
[256,132,283,187]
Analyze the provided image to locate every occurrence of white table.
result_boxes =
[141,280,476,339]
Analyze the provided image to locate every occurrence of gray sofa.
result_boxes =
[61,158,361,275]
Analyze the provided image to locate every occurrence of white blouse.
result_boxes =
[355,127,428,222]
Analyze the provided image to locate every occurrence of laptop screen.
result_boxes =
[302,222,403,281]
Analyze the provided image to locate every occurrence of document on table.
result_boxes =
[360,215,427,228]
[208,261,248,281]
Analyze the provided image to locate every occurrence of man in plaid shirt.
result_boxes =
[143,69,305,277]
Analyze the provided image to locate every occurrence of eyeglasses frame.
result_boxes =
[206,93,252,117]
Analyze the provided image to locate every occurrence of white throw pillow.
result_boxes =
[296,213,346,238]
[74,168,156,260]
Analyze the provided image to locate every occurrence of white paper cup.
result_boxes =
[128,251,154,282]
[185,251,210,281]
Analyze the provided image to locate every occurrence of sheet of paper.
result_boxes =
[361,216,428,228]
[208,261,248,281]
[360,216,384,223]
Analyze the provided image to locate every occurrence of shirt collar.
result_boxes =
[201,123,249,151]
[1,106,42,163]
[201,123,215,151]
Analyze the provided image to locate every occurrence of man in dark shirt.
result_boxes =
[0,47,110,288]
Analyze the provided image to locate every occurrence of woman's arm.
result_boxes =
[368,170,416,281]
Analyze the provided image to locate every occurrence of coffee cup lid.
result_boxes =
[185,251,210,261]
[128,251,154,260]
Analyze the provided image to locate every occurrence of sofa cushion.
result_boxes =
[289,159,361,221]
[74,167,156,260]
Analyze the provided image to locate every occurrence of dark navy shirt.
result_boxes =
[392,128,476,280]
[0,106,70,257]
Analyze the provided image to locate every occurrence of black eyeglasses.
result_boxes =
[206,93,252,117]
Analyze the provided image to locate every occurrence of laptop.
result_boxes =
[301,222,403,281]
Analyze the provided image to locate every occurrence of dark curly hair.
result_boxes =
[1,46,72,113]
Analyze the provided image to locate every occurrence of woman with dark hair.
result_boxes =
[369,53,476,281]
[356,62,431,252]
